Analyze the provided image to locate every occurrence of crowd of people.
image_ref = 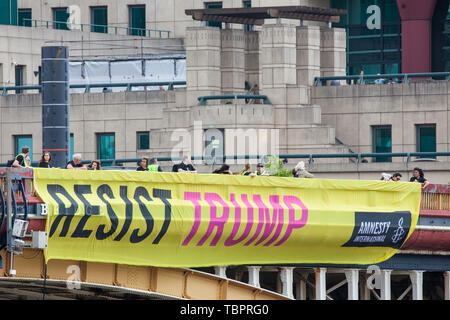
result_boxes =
[8,146,432,187]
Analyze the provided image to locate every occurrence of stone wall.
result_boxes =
[311,81,450,161]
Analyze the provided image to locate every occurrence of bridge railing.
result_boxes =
[421,184,450,211]
[314,72,450,86]
[0,152,448,168]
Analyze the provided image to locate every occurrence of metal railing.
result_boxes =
[1,81,187,95]
[2,152,448,168]
[314,72,450,86]
[197,94,272,106]
[22,18,171,38]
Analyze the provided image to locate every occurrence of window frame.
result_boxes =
[128,5,146,36]
[14,134,33,161]
[371,125,392,162]
[90,6,108,33]
[137,131,150,150]
[96,132,116,162]
[416,124,437,159]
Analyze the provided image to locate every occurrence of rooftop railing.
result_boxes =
[22,18,171,38]
[314,72,450,86]
[197,94,272,106]
[1,81,187,95]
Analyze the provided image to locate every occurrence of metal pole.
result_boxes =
[410,271,424,300]
[280,267,294,299]
[345,269,359,300]
[444,271,450,300]
[247,266,261,288]
[42,46,70,168]
[5,168,11,251]
[315,268,327,300]
[380,270,392,300]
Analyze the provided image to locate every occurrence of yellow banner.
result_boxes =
[33,168,421,267]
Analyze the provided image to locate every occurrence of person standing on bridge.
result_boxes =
[409,167,430,188]
[88,160,101,170]
[177,156,197,173]
[137,156,149,171]
[38,152,53,168]
[66,154,87,170]
[148,158,163,172]
[12,146,31,168]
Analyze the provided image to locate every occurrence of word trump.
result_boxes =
[182,192,308,247]
[45,183,308,248]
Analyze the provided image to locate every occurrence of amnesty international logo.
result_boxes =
[343,212,411,249]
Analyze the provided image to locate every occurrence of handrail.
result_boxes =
[2,152,447,168]
[22,18,171,38]
[198,94,272,106]
[1,81,187,95]
[314,72,450,86]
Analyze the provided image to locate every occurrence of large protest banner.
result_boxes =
[33,169,421,267]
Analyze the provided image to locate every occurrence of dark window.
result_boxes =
[70,133,74,161]
[91,6,107,33]
[14,135,32,161]
[205,2,222,28]
[129,5,146,36]
[330,0,401,76]
[137,132,150,150]
[372,125,392,162]
[243,1,252,31]
[0,0,17,26]
[416,125,436,158]
[53,7,69,30]
[18,8,31,27]
[15,65,24,93]
[96,133,115,164]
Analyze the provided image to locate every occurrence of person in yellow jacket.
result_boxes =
[12,146,31,168]
[148,157,163,172]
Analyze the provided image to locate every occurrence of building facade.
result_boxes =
[1,0,450,183]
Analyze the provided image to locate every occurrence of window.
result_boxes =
[18,8,31,27]
[205,2,222,28]
[137,132,150,150]
[96,133,115,164]
[128,5,146,36]
[15,65,24,93]
[53,7,69,30]
[330,0,402,76]
[91,6,107,33]
[70,133,74,161]
[0,0,17,26]
[416,124,436,158]
[372,125,392,162]
[243,1,252,31]
[14,135,32,161]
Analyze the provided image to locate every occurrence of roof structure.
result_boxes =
[185,6,347,26]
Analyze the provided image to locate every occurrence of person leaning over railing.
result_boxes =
[409,167,430,188]
[148,158,163,172]
[137,156,149,171]
[66,153,87,170]
[88,160,101,170]
[12,146,31,168]
[177,156,197,173]
[38,152,53,168]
